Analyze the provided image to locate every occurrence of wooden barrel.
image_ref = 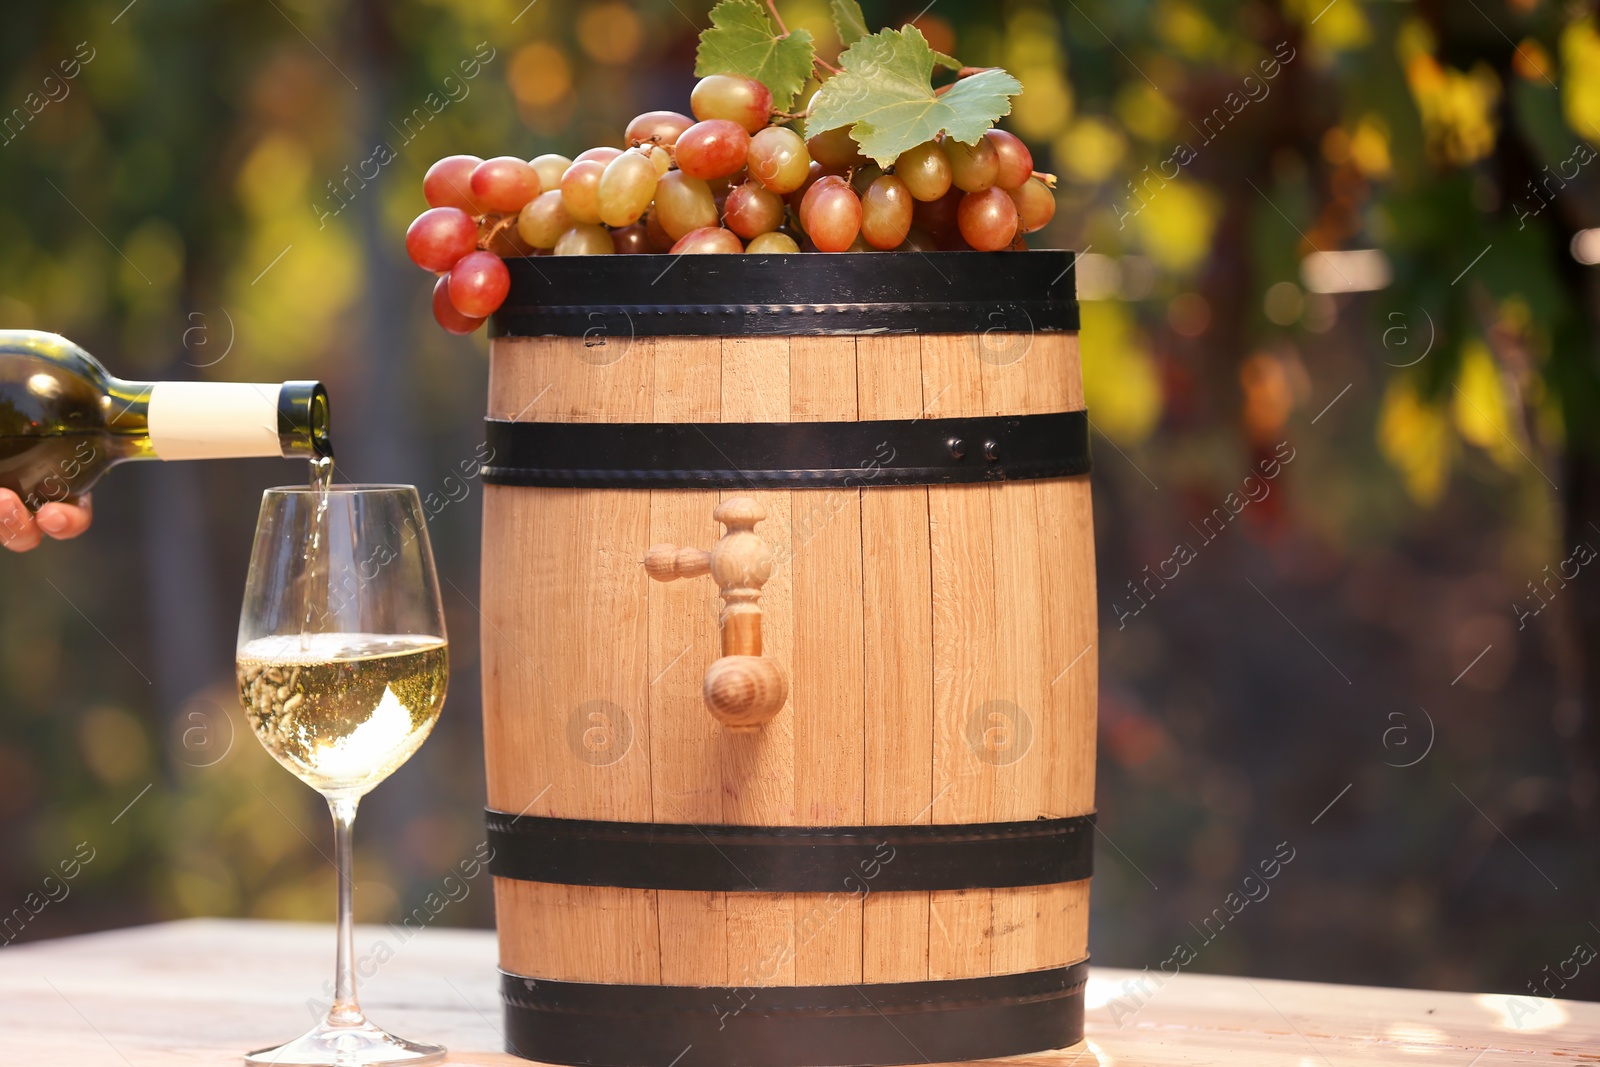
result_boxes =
[479,251,1096,1067]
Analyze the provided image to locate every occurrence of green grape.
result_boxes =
[559,159,606,225]
[896,141,953,202]
[943,136,1000,192]
[598,150,659,227]
[648,145,672,175]
[746,231,800,253]
[788,161,826,208]
[860,175,913,250]
[653,171,718,240]
[516,191,573,249]
[746,126,811,194]
[723,181,785,239]
[529,153,573,190]
[554,223,615,255]
[850,164,885,194]
[574,146,623,164]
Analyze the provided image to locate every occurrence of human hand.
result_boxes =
[0,489,93,552]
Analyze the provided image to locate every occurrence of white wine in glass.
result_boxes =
[238,483,448,1066]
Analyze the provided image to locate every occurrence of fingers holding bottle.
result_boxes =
[0,489,93,552]
[37,497,93,541]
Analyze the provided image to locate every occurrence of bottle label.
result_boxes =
[148,382,284,460]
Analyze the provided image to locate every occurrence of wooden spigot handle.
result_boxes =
[643,496,788,729]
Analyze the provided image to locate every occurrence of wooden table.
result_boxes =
[1,919,1591,1065]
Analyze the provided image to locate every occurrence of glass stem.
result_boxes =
[327,795,365,1027]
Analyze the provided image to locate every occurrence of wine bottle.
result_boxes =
[0,330,332,509]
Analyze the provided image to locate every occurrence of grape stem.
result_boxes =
[814,56,842,76]
[766,0,789,37]
[479,214,518,250]
[1031,170,1060,189]
[772,107,811,121]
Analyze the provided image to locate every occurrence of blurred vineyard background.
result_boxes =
[2,0,1599,1002]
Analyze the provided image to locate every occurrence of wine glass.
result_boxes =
[237,484,448,1066]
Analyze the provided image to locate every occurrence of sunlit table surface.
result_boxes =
[0,919,1591,1065]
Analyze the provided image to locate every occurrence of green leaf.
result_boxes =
[830,0,870,46]
[932,50,962,71]
[808,26,1022,165]
[695,0,816,112]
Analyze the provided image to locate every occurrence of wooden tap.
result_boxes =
[644,496,788,729]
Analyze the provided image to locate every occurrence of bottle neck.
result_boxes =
[129,379,332,462]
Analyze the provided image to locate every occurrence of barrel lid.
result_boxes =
[489,249,1079,338]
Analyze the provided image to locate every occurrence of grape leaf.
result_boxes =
[808,26,1022,165]
[830,0,870,46]
[695,0,816,112]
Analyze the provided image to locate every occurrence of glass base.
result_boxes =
[245,1018,446,1067]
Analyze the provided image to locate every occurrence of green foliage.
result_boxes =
[694,0,815,112]
[829,0,870,48]
[808,26,1020,165]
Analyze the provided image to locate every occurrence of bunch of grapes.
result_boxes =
[406,73,1058,334]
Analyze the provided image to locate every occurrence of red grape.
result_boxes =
[1009,178,1057,233]
[405,207,478,272]
[423,154,484,213]
[943,137,1000,192]
[691,74,773,134]
[956,187,1019,251]
[575,146,623,164]
[432,274,484,334]
[723,181,785,239]
[670,227,744,254]
[985,129,1033,190]
[447,250,510,317]
[913,188,962,236]
[612,224,652,254]
[860,175,913,250]
[470,156,542,214]
[644,210,675,251]
[800,176,861,252]
[676,119,752,180]
[625,111,693,147]
[747,126,810,194]
[896,140,952,201]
